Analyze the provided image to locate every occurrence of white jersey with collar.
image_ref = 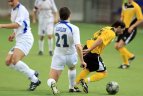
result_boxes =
[34,0,57,21]
[54,21,81,55]
[11,3,33,41]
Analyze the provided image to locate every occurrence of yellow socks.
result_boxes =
[84,72,107,83]
[75,69,89,84]
[118,47,134,65]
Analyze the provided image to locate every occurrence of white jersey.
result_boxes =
[10,3,34,55]
[11,3,33,41]
[54,21,81,55]
[34,0,57,22]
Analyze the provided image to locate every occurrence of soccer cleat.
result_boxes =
[118,64,130,69]
[34,71,39,77]
[38,51,43,55]
[69,86,81,92]
[80,79,88,93]
[128,56,135,64]
[28,80,41,91]
[49,51,53,56]
[51,82,59,95]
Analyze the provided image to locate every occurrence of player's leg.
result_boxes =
[115,39,135,69]
[47,69,62,95]
[47,54,65,95]
[38,19,45,55]
[6,47,41,91]
[47,23,54,56]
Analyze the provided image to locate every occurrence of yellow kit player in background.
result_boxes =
[75,21,126,93]
[115,0,143,69]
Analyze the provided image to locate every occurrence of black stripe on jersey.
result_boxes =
[124,3,134,8]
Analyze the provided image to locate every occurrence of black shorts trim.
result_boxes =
[116,18,137,44]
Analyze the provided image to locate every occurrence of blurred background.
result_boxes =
[0,0,142,23]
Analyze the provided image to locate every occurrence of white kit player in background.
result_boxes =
[32,0,58,56]
[47,7,86,95]
[0,0,41,91]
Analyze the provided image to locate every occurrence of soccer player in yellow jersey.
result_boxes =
[74,21,126,93]
[115,0,143,69]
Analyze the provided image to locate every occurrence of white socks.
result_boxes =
[48,38,53,52]
[39,39,53,52]
[47,78,56,87]
[68,69,76,89]
[39,40,44,52]
[9,61,38,83]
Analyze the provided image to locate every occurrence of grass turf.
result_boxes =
[0,21,143,96]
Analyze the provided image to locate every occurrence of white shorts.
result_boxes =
[38,18,54,36]
[9,36,34,56]
[51,53,78,70]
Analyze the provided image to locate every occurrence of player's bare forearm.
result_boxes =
[0,23,19,29]
[128,19,143,33]
[88,38,103,52]
[75,44,86,68]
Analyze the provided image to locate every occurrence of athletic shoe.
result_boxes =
[80,79,88,93]
[28,80,41,91]
[34,71,39,77]
[118,64,130,69]
[38,51,43,55]
[51,82,59,95]
[128,56,135,64]
[49,51,53,56]
[69,86,81,92]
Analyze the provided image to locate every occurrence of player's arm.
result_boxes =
[31,7,38,24]
[75,44,87,69]
[83,38,103,55]
[53,11,59,24]
[0,23,19,29]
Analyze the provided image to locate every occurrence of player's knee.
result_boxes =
[48,35,53,39]
[11,56,19,65]
[5,59,11,66]
[114,45,120,50]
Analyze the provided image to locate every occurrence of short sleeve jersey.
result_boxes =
[34,0,57,19]
[54,21,81,55]
[121,1,143,28]
[86,27,116,54]
[11,3,32,40]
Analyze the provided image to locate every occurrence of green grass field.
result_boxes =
[0,20,143,96]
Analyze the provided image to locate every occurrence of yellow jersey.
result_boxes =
[86,27,116,54]
[121,1,143,28]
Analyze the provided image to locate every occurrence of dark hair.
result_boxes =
[59,7,71,20]
[112,20,125,29]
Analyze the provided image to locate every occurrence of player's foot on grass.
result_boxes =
[128,55,135,64]
[38,51,43,55]
[51,82,59,95]
[28,80,41,91]
[69,86,81,92]
[118,64,130,69]
[80,79,88,93]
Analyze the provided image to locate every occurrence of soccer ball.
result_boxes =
[106,81,119,95]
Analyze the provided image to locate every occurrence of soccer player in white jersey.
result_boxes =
[47,7,86,95]
[32,0,58,56]
[0,0,41,91]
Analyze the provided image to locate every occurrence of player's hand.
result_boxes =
[83,49,90,56]
[8,33,15,42]
[128,26,134,33]
[80,61,87,69]
[0,24,3,28]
